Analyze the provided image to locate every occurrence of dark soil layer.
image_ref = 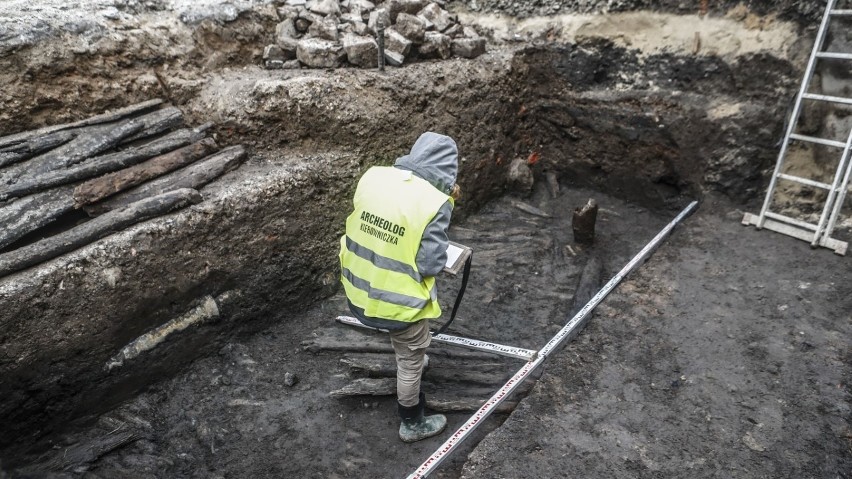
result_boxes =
[5,181,685,477]
[462,193,852,478]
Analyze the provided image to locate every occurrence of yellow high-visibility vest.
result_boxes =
[339,166,452,322]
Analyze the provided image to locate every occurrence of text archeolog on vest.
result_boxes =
[359,210,405,245]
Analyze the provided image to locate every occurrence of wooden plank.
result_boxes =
[0,130,77,169]
[0,99,163,149]
[0,188,202,278]
[0,186,76,251]
[84,146,246,215]
[0,127,207,201]
[72,138,218,206]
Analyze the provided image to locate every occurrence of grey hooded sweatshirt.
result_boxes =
[393,132,458,277]
[348,132,457,330]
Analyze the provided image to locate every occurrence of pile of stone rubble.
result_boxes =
[263,0,486,69]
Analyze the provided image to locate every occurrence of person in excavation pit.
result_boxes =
[339,131,462,443]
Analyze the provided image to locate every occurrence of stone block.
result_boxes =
[463,26,479,38]
[384,50,405,67]
[296,38,346,68]
[395,13,426,43]
[399,0,427,15]
[282,59,302,69]
[443,23,461,38]
[309,16,340,41]
[351,21,370,36]
[417,31,450,59]
[351,0,375,12]
[295,17,312,32]
[343,34,378,67]
[384,28,412,56]
[309,0,341,16]
[367,8,390,34]
[451,37,485,59]
[417,3,453,32]
[275,21,300,57]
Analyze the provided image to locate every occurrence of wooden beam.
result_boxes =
[84,146,246,215]
[73,138,218,206]
[0,188,202,278]
[0,186,76,251]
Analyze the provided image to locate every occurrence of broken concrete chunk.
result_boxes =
[417,3,453,32]
[418,31,450,59]
[285,0,307,5]
[340,12,362,24]
[507,157,533,195]
[367,8,390,34]
[384,28,412,56]
[343,34,378,68]
[309,0,341,16]
[451,37,485,59]
[384,50,405,67]
[282,59,302,69]
[399,0,427,15]
[462,26,480,38]
[296,38,346,67]
[309,16,340,41]
[395,13,426,43]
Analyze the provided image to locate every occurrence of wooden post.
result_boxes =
[572,198,598,245]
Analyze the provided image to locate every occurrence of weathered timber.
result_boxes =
[0,186,76,251]
[0,127,208,201]
[546,170,560,198]
[0,99,163,149]
[329,377,395,398]
[511,199,552,218]
[341,355,508,386]
[32,429,143,473]
[572,198,599,245]
[84,145,246,216]
[0,130,77,168]
[426,398,518,414]
[570,256,604,317]
[0,188,202,278]
[73,138,218,207]
[0,120,146,186]
[120,106,184,144]
[305,327,500,359]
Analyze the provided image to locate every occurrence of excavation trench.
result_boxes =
[1,3,850,478]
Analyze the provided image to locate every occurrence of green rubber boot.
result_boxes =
[398,393,447,443]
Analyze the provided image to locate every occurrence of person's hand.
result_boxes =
[450,184,462,201]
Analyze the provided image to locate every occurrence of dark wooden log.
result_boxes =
[341,355,509,386]
[73,138,218,207]
[569,256,603,317]
[0,127,208,201]
[0,99,163,149]
[0,121,146,186]
[0,188,202,278]
[426,398,518,414]
[0,186,76,251]
[0,130,77,169]
[119,106,184,144]
[511,199,551,218]
[84,145,246,216]
[33,429,143,473]
[572,198,598,245]
[546,170,560,198]
[329,378,395,398]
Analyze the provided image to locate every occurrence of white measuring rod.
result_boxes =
[336,315,537,361]
[406,200,699,479]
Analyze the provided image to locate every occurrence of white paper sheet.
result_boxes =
[445,243,463,269]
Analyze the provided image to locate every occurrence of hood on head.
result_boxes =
[394,132,458,195]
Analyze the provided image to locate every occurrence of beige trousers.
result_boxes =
[389,319,431,407]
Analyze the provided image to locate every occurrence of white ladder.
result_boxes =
[743,0,852,255]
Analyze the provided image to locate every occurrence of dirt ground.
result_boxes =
[9,178,849,478]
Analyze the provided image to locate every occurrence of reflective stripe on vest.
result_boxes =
[339,166,450,322]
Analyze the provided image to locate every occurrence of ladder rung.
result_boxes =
[829,9,852,15]
[776,173,832,189]
[802,93,852,106]
[815,52,852,60]
[789,133,849,148]
[764,211,818,231]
